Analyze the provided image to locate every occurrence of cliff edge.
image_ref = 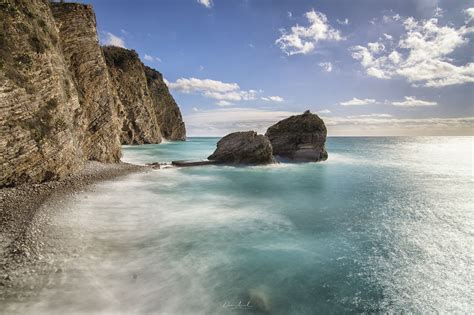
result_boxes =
[0,0,186,187]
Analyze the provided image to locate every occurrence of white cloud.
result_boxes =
[340,97,377,106]
[184,107,474,136]
[167,77,258,103]
[167,78,239,93]
[143,54,161,62]
[261,96,284,102]
[368,42,385,53]
[216,100,233,107]
[383,33,393,40]
[276,9,344,55]
[465,8,474,22]
[197,0,213,8]
[391,96,438,107]
[337,18,349,25]
[347,114,393,118]
[318,62,333,72]
[288,11,292,19]
[316,109,331,114]
[351,13,474,87]
[192,107,199,112]
[103,32,126,48]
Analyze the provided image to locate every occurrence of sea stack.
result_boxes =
[265,110,328,162]
[208,131,275,165]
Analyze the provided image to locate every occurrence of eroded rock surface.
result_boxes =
[208,131,275,165]
[0,1,186,187]
[145,66,186,141]
[265,110,328,162]
[51,3,122,162]
[0,0,84,186]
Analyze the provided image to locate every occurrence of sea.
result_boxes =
[5,137,474,314]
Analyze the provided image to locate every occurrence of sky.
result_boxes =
[78,0,473,136]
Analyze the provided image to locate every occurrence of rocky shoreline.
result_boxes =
[0,161,148,302]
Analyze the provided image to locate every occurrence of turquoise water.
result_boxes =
[11,137,474,313]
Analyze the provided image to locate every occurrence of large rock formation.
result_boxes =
[0,0,85,186]
[102,47,162,144]
[265,110,328,162]
[0,1,186,187]
[51,3,122,162]
[145,66,186,140]
[103,47,186,144]
[208,131,275,165]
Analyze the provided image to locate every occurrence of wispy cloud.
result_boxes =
[318,62,333,72]
[166,77,258,103]
[391,96,437,107]
[102,32,126,48]
[337,18,349,25]
[261,96,284,102]
[465,8,474,22]
[340,98,377,106]
[276,9,344,55]
[197,0,213,9]
[144,54,161,62]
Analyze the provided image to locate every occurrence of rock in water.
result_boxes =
[208,131,275,165]
[265,110,328,162]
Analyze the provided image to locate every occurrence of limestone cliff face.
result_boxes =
[0,1,186,187]
[0,0,84,186]
[102,47,162,144]
[144,66,186,140]
[51,3,122,162]
[103,47,186,144]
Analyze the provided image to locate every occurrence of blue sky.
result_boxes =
[79,0,473,136]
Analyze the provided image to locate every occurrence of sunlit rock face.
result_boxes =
[0,0,85,186]
[265,110,328,162]
[103,47,186,144]
[144,66,186,141]
[0,1,186,186]
[51,3,122,163]
[208,131,275,165]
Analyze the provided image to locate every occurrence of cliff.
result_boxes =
[0,0,185,187]
[0,0,84,187]
[51,3,122,162]
[103,46,185,144]
[145,66,186,140]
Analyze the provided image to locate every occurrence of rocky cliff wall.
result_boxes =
[145,66,186,140]
[51,3,122,162]
[0,1,186,187]
[0,0,84,187]
[102,46,162,145]
[103,46,186,144]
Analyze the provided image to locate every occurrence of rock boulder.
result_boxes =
[265,110,328,162]
[208,131,275,165]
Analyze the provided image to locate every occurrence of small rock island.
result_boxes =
[266,110,328,162]
[208,131,275,165]
[206,110,328,166]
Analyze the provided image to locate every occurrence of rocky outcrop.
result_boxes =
[51,3,122,162]
[0,1,186,187]
[145,66,186,140]
[265,110,328,162]
[208,131,275,165]
[102,47,162,144]
[0,0,84,187]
